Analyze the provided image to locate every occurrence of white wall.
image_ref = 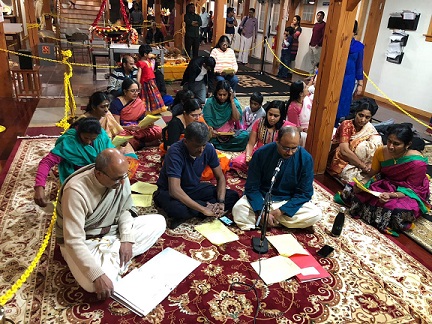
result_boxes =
[366,0,432,114]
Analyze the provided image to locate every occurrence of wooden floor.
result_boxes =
[0,49,430,271]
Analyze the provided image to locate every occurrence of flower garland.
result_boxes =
[90,0,137,44]
[0,198,58,307]
[92,26,138,44]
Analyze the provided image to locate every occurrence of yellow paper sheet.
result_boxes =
[130,182,158,195]
[112,135,133,147]
[138,114,161,128]
[131,194,153,207]
[353,177,381,197]
[250,256,301,285]
[266,234,309,257]
[195,219,239,246]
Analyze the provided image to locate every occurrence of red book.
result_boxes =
[289,253,331,283]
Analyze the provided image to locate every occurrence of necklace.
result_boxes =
[392,150,407,164]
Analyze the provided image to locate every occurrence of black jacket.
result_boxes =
[181,56,215,90]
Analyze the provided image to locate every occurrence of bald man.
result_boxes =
[56,148,166,300]
[233,126,322,230]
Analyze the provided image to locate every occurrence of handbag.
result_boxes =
[237,17,248,36]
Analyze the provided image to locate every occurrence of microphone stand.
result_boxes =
[252,179,277,254]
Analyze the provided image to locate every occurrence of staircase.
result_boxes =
[60,0,104,37]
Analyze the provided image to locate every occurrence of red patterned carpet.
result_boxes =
[1,139,432,323]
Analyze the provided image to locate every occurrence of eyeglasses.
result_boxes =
[100,170,128,183]
[278,143,298,152]
[127,89,140,93]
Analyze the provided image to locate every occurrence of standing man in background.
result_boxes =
[199,7,209,44]
[308,11,326,74]
[184,3,202,59]
[237,8,258,65]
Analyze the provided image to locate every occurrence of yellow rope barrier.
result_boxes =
[56,50,76,130]
[0,48,116,69]
[264,39,314,77]
[0,199,58,306]
[363,72,432,130]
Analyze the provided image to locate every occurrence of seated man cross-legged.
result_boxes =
[154,122,240,229]
[56,148,166,300]
[233,126,322,230]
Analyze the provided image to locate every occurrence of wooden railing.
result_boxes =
[10,67,41,99]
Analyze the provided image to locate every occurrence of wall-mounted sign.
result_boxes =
[323,2,330,6]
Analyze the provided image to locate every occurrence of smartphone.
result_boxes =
[219,216,234,226]
[317,244,334,258]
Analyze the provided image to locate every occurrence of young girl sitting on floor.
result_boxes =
[231,100,295,177]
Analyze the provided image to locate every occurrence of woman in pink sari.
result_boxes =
[231,100,294,177]
[109,78,162,150]
[341,124,430,232]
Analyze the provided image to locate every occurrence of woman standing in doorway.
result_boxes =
[290,15,302,64]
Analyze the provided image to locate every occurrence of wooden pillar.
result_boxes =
[0,23,14,97]
[173,0,182,49]
[141,0,148,39]
[24,0,39,54]
[272,0,286,74]
[243,0,251,16]
[154,0,161,24]
[305,0,360,174]
[212,0,226,46]
[43,0,53,30]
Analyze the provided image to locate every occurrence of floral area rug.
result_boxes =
[1,140,432,323]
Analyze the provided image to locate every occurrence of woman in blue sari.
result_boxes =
[335,20,364,126]
[203,80,249,151]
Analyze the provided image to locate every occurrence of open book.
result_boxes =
[138,114,161,128]
[112,248,201,317]
[353,177,381,197]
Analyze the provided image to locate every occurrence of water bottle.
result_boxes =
[331,207,346,237]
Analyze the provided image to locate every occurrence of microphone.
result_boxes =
[255,158,284,228]
[270,158,284,185]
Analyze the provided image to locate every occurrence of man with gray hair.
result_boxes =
[56,148,166,300]
[233,126,321,230]
[154,122,240,229]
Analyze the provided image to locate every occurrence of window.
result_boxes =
[300,0,317,25]
[271,3,280,34]
[258,2,265,32]
[257,2,280,34]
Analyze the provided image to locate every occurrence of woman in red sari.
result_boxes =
[109,78,162,150]
[341,124,430,233]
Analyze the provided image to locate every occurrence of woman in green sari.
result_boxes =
[34,117,114,207]
[203,80,249,151]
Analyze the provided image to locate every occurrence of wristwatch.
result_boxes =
[217,199,225,204]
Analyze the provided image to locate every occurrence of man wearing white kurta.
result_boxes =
[56,149,166,300]
[233,127,321,230]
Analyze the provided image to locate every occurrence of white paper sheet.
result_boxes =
[266,234,309,257]
[251,256,301,285]
[113,248,201,316]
